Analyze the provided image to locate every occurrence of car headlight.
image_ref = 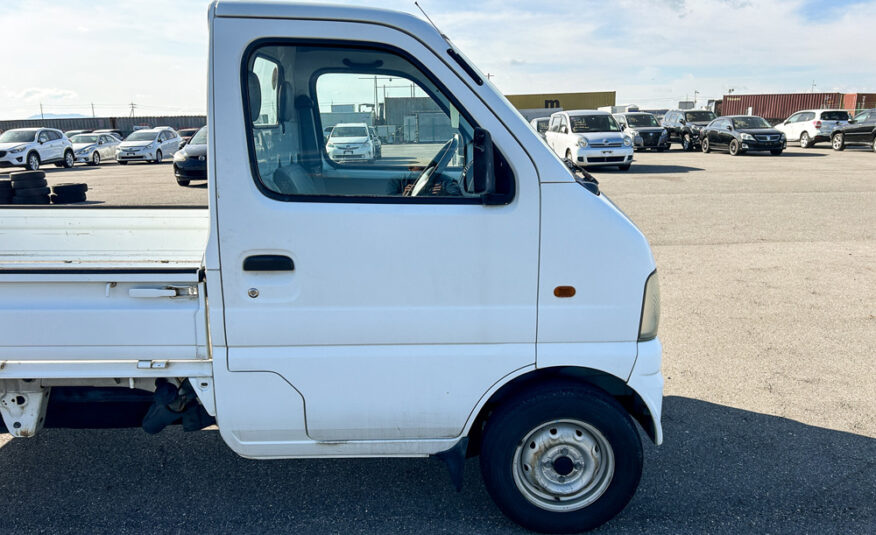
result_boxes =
[8,144,27,154]
[577,138,588,148]
[623,136,632,146]
[173,151,186,162]
[76,145,93,155]
[741,133,755,141]
[639,270,660,341]
[780,133,786,140]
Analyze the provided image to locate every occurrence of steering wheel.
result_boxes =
[409,134,459,197]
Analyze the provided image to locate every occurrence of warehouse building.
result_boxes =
[505,91,616,121]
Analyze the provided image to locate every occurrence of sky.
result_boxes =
[0,0,873,119]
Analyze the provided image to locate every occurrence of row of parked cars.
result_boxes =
[530,107,876,170]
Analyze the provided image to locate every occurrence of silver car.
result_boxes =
[117,127,182,164]
[70,133,120,166]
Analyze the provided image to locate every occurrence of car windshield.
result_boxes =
[569,115,620,133]
[189,127,208,145]
[685,111,716,122]
[71,134,100,144]
[125,131,157,141]
[0,130,38,143]
[331,126,367,138]
[821,111,849,121]
[732,116,771,129]
[625,114,659,127]
[534,119,549,133]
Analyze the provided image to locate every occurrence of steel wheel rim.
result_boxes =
[512,419,615,512]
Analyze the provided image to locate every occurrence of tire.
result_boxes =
[51,191,87,204]
[90,152,101,166]
[52,183,88,196]
[53,163,63,168]
[872,135,876,153]
[565,149,573,162]
[770,149,783,156]
[177,179,191,187]
[25,152,40,171]
[832,133,845,151]
[799,131,811,148]
[729,139,741,156]
[13,186,51,196]
[10,170,45,181]
[11,177,47,189]
[153,150,163,164]
[656,147,666,152]
[62,150,75,168]
[118,160,128,165]
[479,383,643,534]
[682,133,692,151]
[701,137,711,153]
[618,164,631,171]
[12,196,50,205]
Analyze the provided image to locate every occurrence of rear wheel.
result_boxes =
[25,152,40,171]
[832,133,845,151]
[729,139,741,156]
[701,137,711,153]
[479,383,643,534]
[799,131,811,148]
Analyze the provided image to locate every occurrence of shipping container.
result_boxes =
[505,91,615,112]
[720,93,843,122]
[841,93,876,113]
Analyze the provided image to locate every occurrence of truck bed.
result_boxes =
[0,208,211,378]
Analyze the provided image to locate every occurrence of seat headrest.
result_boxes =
[247,72,262,123]
[278,81,295,123]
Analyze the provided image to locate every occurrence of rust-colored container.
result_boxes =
[721,93,843,122]
[842,93,876,113]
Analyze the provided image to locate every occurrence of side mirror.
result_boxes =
[472,127,502,205]
[727,124,734,131]
[179,141,187,149]
[679,119,686,125]
[848,119,856,124]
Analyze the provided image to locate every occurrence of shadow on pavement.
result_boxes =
[622,164,704,174]
[0,396,871,534]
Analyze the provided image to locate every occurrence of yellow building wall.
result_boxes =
[505,91,616,111]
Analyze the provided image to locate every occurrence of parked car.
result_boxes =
[830,109,876,151]
[323,126,334,141]
[544,110,634,170]
[177,128,201,147]
[172,126,208,186]
[774,109,849,148]
[325,123,375,162]
[614,112,670,151]
[70,133,120,166]
[529,117,550,139]
[93,129,125,140]
[368,126,382,159]
[661,109,717,151]
[0,127,74,170]
[64,129,93,138]
[117,127,182,164]
[701,115,786,156]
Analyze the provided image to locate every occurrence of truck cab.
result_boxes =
[0,2,663,532]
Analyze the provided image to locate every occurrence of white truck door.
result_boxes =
[210,16,540,446]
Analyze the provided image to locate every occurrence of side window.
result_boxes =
[548,117,559,132]
[803,112,815,122]
[47,130,61,141]
[787,113,800,123]
[243,42,513,203]
[38,131,49,143]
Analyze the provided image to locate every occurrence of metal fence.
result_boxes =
[0,115,207,136]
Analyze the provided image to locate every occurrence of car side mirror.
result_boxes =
[472,127,502,205]
[848,119,856,124]
[727,125,733,131]
[679,119,686,125]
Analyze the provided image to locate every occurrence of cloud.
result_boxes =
[13,87,78,103]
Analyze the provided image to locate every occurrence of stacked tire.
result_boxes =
[0,174,12,204]
[51,183,88,204]
[9,170,51,205]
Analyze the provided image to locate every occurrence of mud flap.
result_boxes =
[431,437,468,491]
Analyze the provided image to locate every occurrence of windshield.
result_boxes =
[732,116,771,129]
[534,119,549,133]
[125,131,157,141]
[625,114,659,127]
[71,134,99,144]
[189,127,207,145]
[685,111,717,123]
[821,111,849,121]
[569,115,620,133]
[330,126,367,138]
[0,130,37,143]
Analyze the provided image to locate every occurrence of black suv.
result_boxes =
[831,109,876,152]
[662,109,717,151]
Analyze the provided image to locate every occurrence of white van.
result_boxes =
[0,3,662,532]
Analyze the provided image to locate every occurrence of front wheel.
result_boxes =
[479,383,643,534]
[682,133,692,151]
[832,134,845,151]
[91,152,101,166]
[702,137,711,153]
[799,131,811,148]
[154,149,163,163]
[25,152,41,171]
[871,135,876,152]
[62,150,75,168]
[729,139,741,156]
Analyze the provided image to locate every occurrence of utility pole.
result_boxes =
[91,103,96,118]
[129,101,136,118]
[486,73,493,81]
[810,80,816,93]
[693,90,699,108]
[40,103,44,121]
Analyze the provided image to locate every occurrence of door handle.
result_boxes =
[243,255,295,272]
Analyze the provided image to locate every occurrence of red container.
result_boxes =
[721,93,843,122]
[842,93,876,112]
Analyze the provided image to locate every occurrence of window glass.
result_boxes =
[820,111,848,121]
[787,113,800,123]
[244,43,512,203]
[47,130,61,141]
[569,114,620,133]
[38,131,49,143]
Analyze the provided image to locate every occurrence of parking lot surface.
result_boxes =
[0,144,873,534]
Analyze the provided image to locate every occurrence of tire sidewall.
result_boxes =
[93,152,100,166]
[729,139,740,155]
[155,150,163,163]
[63,150,74,168]
[832,134,844,151]
[702,138,710,153]
[26,152,40,171]
[800,132,810,148]
[480,384,643,533]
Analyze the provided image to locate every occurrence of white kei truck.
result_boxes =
[0,2,663,533]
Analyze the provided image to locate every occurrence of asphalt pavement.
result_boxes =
[0,143,873,534]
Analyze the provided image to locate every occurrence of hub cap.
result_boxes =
[512,419,615,512]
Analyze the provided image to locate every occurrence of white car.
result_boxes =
[70,133,121,166]
[325,123,375,162]
[544,110,634,170]
[117,127,182,164]
[774,109,850,148]
[0,128,74,170]
[530,117,550,139]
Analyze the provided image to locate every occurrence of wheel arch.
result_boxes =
[465,366,658,458]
